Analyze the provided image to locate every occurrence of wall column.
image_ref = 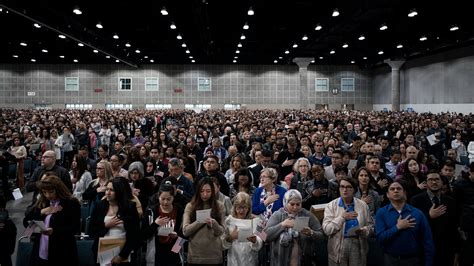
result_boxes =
[385,60,406,111]
[293,57,314,109]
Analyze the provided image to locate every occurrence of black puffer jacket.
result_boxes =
[453,175,474,232]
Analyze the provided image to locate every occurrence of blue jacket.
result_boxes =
[375,203,434,266]
[252,185,287,215]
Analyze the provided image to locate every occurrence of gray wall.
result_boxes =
[372,46,474,113]
[0,64,372,110]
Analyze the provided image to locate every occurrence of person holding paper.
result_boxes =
[222,192,263,266]
[265,189,323,266]
[182,177,225,265]
[23,175,81,266]
[322,177,373,266]
[89,177,140,265]
[142,181,184,266]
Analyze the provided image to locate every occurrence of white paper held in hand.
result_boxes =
[196,209,211,223]
[293,216,309,232]
[33,220,48,231]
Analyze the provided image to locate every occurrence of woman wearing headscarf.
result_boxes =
[265,189,323,266]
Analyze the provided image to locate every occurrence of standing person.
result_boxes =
[354,167,381,217]
[229,168,256,199]
[222,192,263,266]
[142,182,184,266]
[24,175,81,266]
[70,154,93,201]
[0,196,17,266]
[265,189,323,266]
[89,177,140,265]
[56,126,75,169]
[322,177,374,266]
[182,178,225,265]
[375,181,434,266]
[8,136,27,190]
[129,161,154,210]
[411,171,458,266]
[82,160,113,209]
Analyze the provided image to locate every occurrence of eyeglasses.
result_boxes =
[236,206,249,211]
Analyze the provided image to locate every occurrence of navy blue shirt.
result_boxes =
[375,203,434,266]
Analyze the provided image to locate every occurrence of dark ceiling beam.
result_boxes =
[0,3,139,68]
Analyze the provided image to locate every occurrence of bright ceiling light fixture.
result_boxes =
[351,60,355,64]
[330,50,335,54]
[274,60,278,63]
[113,34,119,39]
[96,22,103,29]
[408,9,418,17]
[41,49,48,53]
[248,7,254,16]
[12,55,19,58]
[233,60,237,63]
[135,49,140,53]
[115,60,119,63]
[237,43,242,48]
[186,50,190,54]
[450,25,459,31]
[93,49,98,53]
[78,43,84,47]
[302,35,308,41]
[125,43,131,47]
[161,7,168,15]
[378,50,384,55]
[73,59,78,62]
[170,23,177,29]
[181,43,187,47]
[363,56,367,60]
[191,59,196,63]
[73,7,82,15]
[240,34,246,40]
[243,23,249,30]
[31,59,36,62]
[189,56,193,59]
[150,59,154,63]
[20,42,27,46]
[292,43,298,48]
[342,43,349,48]
[58,34,66,39]
[278,56,283,59]
[234,56,238,59]
[285,50,290,54]
[33,23,41,28]
[396,44,403,49]
[315,24,322,31]
[319,56,324,59]
[177,34,182,40]
[380,24,388,31]
[105,55,110,58]
[236,49,240,54]
[311,60,315,63]
[419,36,427,41]
[59,55,65,58]
[358,35,365,40]
[332,9,339,17]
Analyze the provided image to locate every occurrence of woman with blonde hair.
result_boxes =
[223,192,263,266]
[83,160,113,206]
[24,175,81,265]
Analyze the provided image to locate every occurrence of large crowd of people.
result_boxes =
[0,108,473,266]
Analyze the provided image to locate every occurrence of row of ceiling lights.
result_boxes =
[275,8,460,65]
[233,7,254,63]
[161,6,196,63]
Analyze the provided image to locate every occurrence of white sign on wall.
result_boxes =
[27,91,36,96]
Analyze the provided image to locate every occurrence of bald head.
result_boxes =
[406,146,418,159]
[41,150,57,169]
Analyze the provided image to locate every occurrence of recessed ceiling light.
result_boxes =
[96,23,103,29]
[342,43,349,48]
[12,55,18,58]
[358,35,365,40]
[233,60,237,63]
[234,56,238,59]
[73,7,82,15]
[33,23,41,28]
[311,60,315,63]
[105,55,110,58]
[73,59,78,62]
[378,50,384,55]
[115,60,119,63]
[285,50,290,54]
[93,49,98,53]
[351,60,355,64]
[330,50,335,54]
[189,56,193,59]
[181,43,187,47]
[380,24,388,31]
[396,44,403,49]
[20,42,27,46]
[177,34,182,40]
[113,34,119,39]
[332,9,339,17]
[59,55,65,58]
[292,43,298,48]
[302,35,308,41]
[248,7,254,16]
[319,56,324,59]
[41,49,48,53]
[161,7,168,15]
[363,56,367,60]
[450,26,459,31]
[58,34,66,39]
[135,49,141,53]
[236,50,240,54]
[191,59,196,63]
[243,23,249,30]
[419,36,427,41]
[170,23,177,29]
[125,43,131,47]
[315,24,322,31]
[185,50,190,54]
[144,55,148,58]
[150,59,154,63]
[240,34,246,40]
[274,60,278,63]
[408,9,418,17]
[78,43,84,47]
[31,59,36,62]
[278,57,283,59]
[237,43,242,48]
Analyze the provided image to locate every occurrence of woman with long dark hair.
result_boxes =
[396,158,427,201]
[182,178,225,265]
[89,177,140,265]
[354,167,381,217]
[24,175,81,266]
[70,154,93,201]
[229,168,256,199]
